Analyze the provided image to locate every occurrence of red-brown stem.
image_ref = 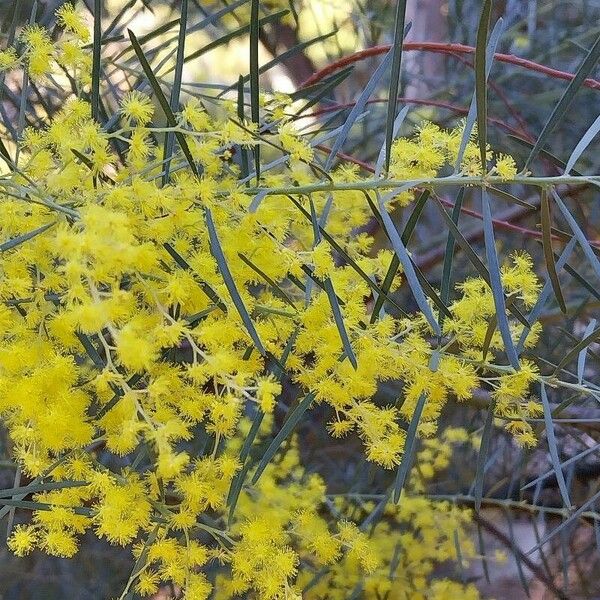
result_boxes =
[300,42,600,91]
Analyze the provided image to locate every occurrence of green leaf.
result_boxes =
[577,318,597,384]
[287,194,407,317]
[475,0,493,171]
[507,134,582,176]
[325,49,393,170]
[237,252,297,309]
[91,0,102,121]
[165,10,288,77]
[204,207,265,355]
[473,399,496,511]
[237,76,250,181]
[0,480,88,498]
[377,194,441,336]
[127,29,199,177]
[307,197,357,368]
[368,188,426,323]
[440,187,465,319]
[456,17,503,171]
[481,292,518,362]
[521,441,600,492]
[162,242,225,311]
[432,194,530,329]
[541,188,566,313]
[384,1,408,173]
[251,392,314,484]
[249,0,260,182]
[393,351,440,502]
[524,34,600,171]
[292,66,354,114]
[517,238,577,353]
[0,221,55,253]
[488,186,536,210]
[565,114,600,173]
[481,189,520,369]
[553,323,600,376]
[540,382,572,508]
[527,487,600,555]
[0,498,92,516]
[377,105,409,177]
[551,189,600,283]
[226,409,264,522]
[162,0,188,185]
[225,31,336,95]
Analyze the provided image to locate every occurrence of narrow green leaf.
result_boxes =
[553,324,600,376]
[225,31,336,95]
[541,188,566,313]
[565,114,600,173]
[75,332,105,370]
[552,189,600,283]
[323,277,357,369]
[411,258,452,319]
[562,259,600,301]
[0,221,54,253]
[370,255,399,324]
[237,76,250,181]
[432,194,530,329]
[204,208,265,355]
[163,242,225,310]
[226,410,264,521]
[517,238,577,353]
[249,0,260,181]
[524,34,600,171]
[540,382,572,508]
[91,0,102,121]
[292,66,354,114]
[287,195,407,317]
[166,10,288,76]
[307,197,357,368]
[456,16,502,171]
[127,29,198,176]
[0,480,88,498]
[577,318,596,384]
[394,351,440,502]
[401,189,429,245]
[488,186,536,210]
[475,0,493,171]
[251,392,314,484]
[481,189,520,369]
[238,252,296,309]
[481,292,518,361]
[527,487,600,555]
[504,509,531,595]
[369,189,428,323]
[162,0,188,185]
[522,441,600,492]
[508,134,582,176]
[384,1,408,173]
[0,498,92,516]
[377,195,441,336]
[377,106,409,177]
[473,399,496,510]
[325,49,393,170]
[477,522,491,584]
[440,187,465,316]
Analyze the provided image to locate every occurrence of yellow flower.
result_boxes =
[120,91,154,125]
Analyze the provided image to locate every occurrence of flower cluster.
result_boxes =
[0,6,572,599]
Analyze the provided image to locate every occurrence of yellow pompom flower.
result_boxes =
[120,91,155,125]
